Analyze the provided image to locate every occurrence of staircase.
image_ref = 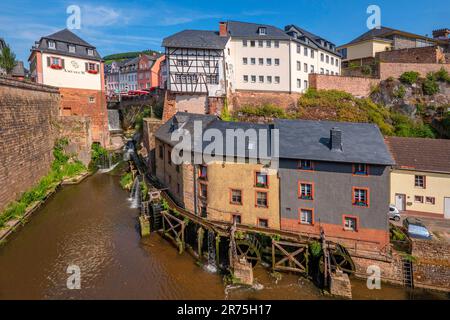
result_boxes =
[402,258,414,288]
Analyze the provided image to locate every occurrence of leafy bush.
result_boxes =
[309,241,322,257]
[393,85,406,99]
[391,113,435,138]
[361,64,372,75]
[422,73,440,95]
[399,71,420,85]
[434,67,450,83]
[220,99,235,121]
[120,172,133,190]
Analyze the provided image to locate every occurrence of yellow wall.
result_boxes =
[205,162,280,229]
[342,40,392,60]
[390,169,450,215]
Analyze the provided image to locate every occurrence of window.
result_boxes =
[206,75,218,84]
[243,57,248,65]
[258,27,267,35]
[297,79,301,88]
[414,195,424,203]
[258,40,264,47]
[344,216,357,231]
[201,206,207,218]
[297,61,301,71]
[50,57,62,67]
[326,69,329,75]
[299,182,313,200]
[304,47,308,56]
[274,41,279,48]
[243,75,248,83]
[232,214,241,224]
[259,58,264,65]
[258,218,269,228]
[311,50,314,58]
[87,49,94,56]
[266,58,272,65]
[256,192,268,208]
[266,40,271,48]
[177,60,189,67]
[267,76,272,83]
[320,68,324,74]
[199,165,207,179]
[68,45,76,53]
[331,57,334,65]
[250,40,256,47]
[275,76,280,84]
[48,41,56,49]
[251,75,256,83]
[274,58,280,66]
[299,160,313,170]
[310,65,314,73]
[326,55,329,63]
[304,63,308,73]
[425,197,435,205]
[230,189,242,205]
[88,96,95,103]
[415,175,426,188]
[331,71,334,75]
[300,208,313,225]
[297,44,301,54]
[336,59,339,67]
[255,172,268,188]
[353,163,368,175]
[251,58,256,65]
[243,40,248,47]
[304,80,308,88]
[320,53,324,62]
[199,183,208,199]
[259,76,264,83]
[353,188,369,207]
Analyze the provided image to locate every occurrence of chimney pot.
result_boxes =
[330,127,342,151]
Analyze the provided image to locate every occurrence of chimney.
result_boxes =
[219,22,228,37]
[330,128,342,151]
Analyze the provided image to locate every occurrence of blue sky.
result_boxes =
[2,0,449,63]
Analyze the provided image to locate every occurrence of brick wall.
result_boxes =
[142,118,163,173]
[57,116,92,166]
[379,62,450,80]
[377,46,446,64]
[59,87,110,147]
[309,74,379,97]
[0,77,60,212]
[229,90,301,111]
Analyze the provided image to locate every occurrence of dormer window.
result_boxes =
[68,45,76,53]
[87,48,94,56]
[258,27,267,35]
[48,41,56,49]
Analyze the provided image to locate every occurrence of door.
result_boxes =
[395,194,405,211]
[445,197,450,219]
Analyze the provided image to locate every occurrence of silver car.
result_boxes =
[389,205,401,221]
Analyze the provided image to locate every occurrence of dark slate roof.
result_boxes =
[285,25,341,56]
[162,30,229,49]
[155,112,272,159]
[226,21,290,40]
[11,61,25,77]
[385,137,450,173]
[31,29,102,61]
[340,26,438,47]
[274,119,395,165]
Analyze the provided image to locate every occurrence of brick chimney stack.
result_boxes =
[432,28,450,39]
[219,22,228,37]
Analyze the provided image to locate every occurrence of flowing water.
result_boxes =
[0,173,447,300]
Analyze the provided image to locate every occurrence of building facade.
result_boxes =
[386,137,450,219]
[137,53,165,90]
[275,119,394,251]
[29,29,110,146]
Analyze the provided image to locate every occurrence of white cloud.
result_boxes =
[80,5,123,27]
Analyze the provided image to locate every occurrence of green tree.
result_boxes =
[0,44,17,74]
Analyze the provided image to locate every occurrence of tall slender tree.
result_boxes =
[0,44,17,75]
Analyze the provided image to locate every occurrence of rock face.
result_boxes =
[330,269,352,299]
[371,78,450,119]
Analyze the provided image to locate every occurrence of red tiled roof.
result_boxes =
[385,136,450,173]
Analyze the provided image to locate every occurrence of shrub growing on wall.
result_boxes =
[399,71,420,85]
[422,73,440,95]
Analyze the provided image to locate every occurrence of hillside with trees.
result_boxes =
[103,49,161,64]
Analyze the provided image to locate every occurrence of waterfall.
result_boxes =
[108,109,121,132]
[130,177,141,209]
[98,152,121,173]
[204,230,217,273]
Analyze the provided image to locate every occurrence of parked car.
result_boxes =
[403,217,433,240]
[388,204,401,221]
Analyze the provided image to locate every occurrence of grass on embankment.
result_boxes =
[0,139,87,229]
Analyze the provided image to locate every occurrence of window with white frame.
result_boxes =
[274,41,279,48]
[259,58,264,65]
[243,40,248,47]
[275,76,280,84]
[258,40,263,47]
[300,209,313,225]
[251,75,256,83]
[48,41,56,49]
[68,45,76,53]
[243,75,248,82]
[297,61,301,71]
[304,47,308,56]
[275,58,279,66]
[297,44,301,54]
[344,216,357,231]
[311,50,314,58]
[304,80,308,88]
[267,76,272,83]
[304,63,308,73]
[87,48,94,56]
[259,76,264,83]
[251,58,256,65]
[250,40,256,47]
[258,27,267,35]
[297,79,301,88]
[266,58,272,65]
[310,65,314,73]
[243,57,248,65]
[320,53,324,62]
[266,40,271,47]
